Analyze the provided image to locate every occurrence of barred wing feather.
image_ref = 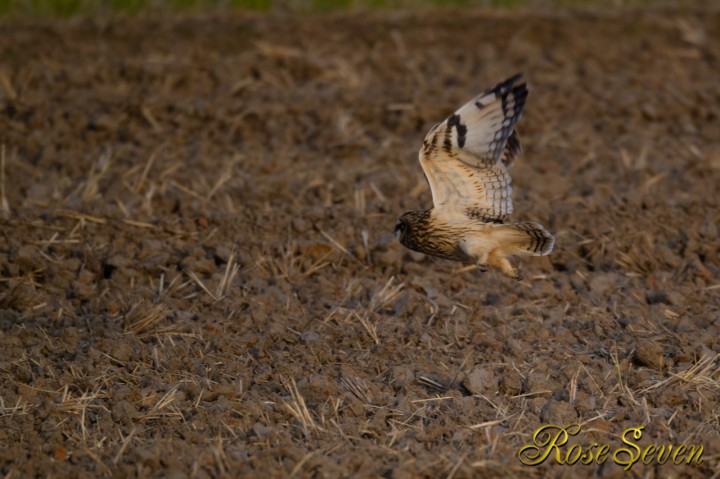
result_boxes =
[418,74,527,223]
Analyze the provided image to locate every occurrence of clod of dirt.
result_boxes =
[634,339,664,370]
[499,368,524,395]
[111,400,139,426]
[463,366,498,395]
[540,399,578,425]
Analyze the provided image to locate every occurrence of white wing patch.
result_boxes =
[418,74,527,223]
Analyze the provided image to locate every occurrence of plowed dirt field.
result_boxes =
[1,5,719,478]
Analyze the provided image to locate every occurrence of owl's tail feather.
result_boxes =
[506,222,555,256]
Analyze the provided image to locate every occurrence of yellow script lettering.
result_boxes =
[565,444,583,465]
[641,445,656,465]
[672,445,687,465]
[685,445,703,464]
[613,426,643,471]
[595,444,610,464]
[518,424,580,466]
[655,445,671,464]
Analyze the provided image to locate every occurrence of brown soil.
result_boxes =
[1,5,720,478]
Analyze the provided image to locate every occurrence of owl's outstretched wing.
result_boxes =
[418,74,527,223]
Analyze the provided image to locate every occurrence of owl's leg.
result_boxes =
[476,251,489,273]
[488,250,523,280]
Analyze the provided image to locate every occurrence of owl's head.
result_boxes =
[394,217,409,242]
[394,210,430,248]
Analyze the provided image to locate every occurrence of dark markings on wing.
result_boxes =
[501,131,522,167]
[464,211,506,224]
[447,114,467,148]
[416,75,528,223]
[442,119,453,154]
[475,73,523,109]
[449,74,528,170]
[486,82,527,166]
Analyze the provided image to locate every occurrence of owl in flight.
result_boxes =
[395,74,554,280]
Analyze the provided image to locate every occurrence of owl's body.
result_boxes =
[395,74,554,279]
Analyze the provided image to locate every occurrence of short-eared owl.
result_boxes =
[395,74,554,280]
